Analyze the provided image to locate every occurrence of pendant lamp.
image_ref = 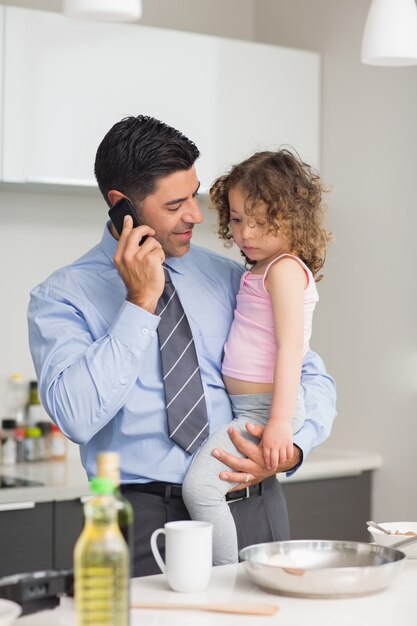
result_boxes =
[361,0,417,66]
[63,0,142,22]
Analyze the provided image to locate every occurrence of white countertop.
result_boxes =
[0,457,89,506]
[17,559,417,625]
[279,445,383,483]
[0,446,383,505]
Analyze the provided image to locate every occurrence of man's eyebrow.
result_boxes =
[164,182,201,206]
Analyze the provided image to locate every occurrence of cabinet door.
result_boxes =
[211,38,320,179]
[282,472,372,542]
[53,498,84,570]
[2,7,319,190]
[0,501,53,576]
[2,7,217,188]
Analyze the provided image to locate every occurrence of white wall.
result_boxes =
[1,0,416,521]
[255,0,417,521]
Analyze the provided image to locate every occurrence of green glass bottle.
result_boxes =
[74,476,129,626]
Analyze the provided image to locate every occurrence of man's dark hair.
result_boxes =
[94,115,200,207]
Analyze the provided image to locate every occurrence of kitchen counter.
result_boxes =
[17,559,417,625]
[0,446,382,505]
[0,456,89,506]
[279,445,382,483]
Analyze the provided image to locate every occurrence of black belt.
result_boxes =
[122,480,263,503]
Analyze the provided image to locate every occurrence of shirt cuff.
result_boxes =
[108,300,159,351]
[286,421,317,477]
[284,444,303,477]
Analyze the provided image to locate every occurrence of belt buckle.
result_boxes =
[227,485,250,504]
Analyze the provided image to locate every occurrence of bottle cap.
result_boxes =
[90,476,116,495]
[29,380,39,390]
[37,421,52,435]
[96,451,120,468]
[26,426,42,438]
[96,451,121,485]
[97,450,119,462]
[2,418,17,430]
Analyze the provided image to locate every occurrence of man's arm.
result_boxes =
[214,349,336,487]
[28,217,166,445]
[28,290,160,445]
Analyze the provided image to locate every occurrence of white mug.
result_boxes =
[150,520,213,592]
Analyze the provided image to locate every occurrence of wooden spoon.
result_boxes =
[265,553,305,576]
[131,601,279,615]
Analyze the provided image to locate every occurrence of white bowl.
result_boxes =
[0,599,21,626]
[367,522,417,558]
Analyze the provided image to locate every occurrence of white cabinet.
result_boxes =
[1,7,320,191]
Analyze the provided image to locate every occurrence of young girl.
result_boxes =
[182,149,332,565]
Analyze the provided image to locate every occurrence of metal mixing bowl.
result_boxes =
[239,540,406,598]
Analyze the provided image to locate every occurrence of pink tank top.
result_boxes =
[221,254,318,384]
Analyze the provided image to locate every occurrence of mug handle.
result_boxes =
[150,528,166,573]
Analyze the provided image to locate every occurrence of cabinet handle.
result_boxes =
[0,501,36,512]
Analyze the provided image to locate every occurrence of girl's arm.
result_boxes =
[262,257,306,469]
[214,351,336,488]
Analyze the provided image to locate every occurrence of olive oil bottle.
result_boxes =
[74,476,129,626]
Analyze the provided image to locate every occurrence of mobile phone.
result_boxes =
[108,198,148,245]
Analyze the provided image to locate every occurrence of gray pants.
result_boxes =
[182,390,305,565]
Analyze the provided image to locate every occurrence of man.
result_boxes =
[28,115,336,576]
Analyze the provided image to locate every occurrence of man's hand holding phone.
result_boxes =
[110,199,165,313]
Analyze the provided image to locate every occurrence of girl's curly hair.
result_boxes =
[209,149,332,280]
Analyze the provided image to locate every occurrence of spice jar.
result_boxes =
[48,424,67,461]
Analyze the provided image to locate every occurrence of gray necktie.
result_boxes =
[156,266,209,454]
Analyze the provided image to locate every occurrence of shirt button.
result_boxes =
[150,331,156,338]
[141,328,149,335]
[119,378,127,385]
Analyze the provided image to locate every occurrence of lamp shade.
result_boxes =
[361,0,417,66]
[63,0,142,22]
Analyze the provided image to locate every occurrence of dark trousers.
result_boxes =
[121,475,290,577]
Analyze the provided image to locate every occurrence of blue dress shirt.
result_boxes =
[28,224,336,483]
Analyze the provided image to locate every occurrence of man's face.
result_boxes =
[139,166,203,258]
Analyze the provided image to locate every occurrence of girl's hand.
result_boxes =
[212,422,301,491]
[261,421,294,470]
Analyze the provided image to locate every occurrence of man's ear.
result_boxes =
[107,190,127,207]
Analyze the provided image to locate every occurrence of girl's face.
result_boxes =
[228,185,289,267]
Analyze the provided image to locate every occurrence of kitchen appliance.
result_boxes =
[0,476,43,489]
[0,570,73,615]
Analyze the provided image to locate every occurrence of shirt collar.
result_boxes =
[101,221,119,262]
[164,256,185,275]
